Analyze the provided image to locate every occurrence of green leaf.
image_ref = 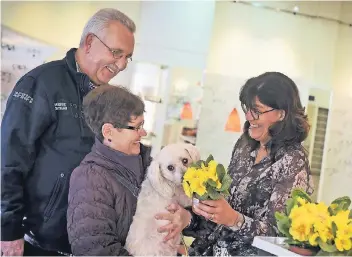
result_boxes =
[316,249,347,256]
[275,211,287,221]
[216,164,226,181]
[328,206,336,216]
[205,155,214,165]
[207,179,217,188]
[285,198,296,215]
[330,196,351,212]
[217,174,232,192]
[196,160,205,167]
[316,250,331,256]
[317,239,337,253]
[284,238,302,246]
[332,221,337,238]
[221,189,231,198]
[277,220,291,237]
[207,186,222,200]
[291,188,312,203]
[196,192,209,201]
[345,249,352,256]
[275,212,291,237]
[190,163,200,169]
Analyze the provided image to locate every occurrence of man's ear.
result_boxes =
[84,33,94,53]
[147,161,174,197]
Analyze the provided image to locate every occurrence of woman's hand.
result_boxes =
[155,203,192,242]
[193,197,238,226]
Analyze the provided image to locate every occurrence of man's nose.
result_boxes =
[115,58,127,71]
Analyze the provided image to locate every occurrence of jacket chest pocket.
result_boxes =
[55,101,81,119]
[54,102,92,138]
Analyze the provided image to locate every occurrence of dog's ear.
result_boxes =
[147,160,174,197]
[185,144,201,163]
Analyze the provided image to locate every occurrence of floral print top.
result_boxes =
[185,136,314,256]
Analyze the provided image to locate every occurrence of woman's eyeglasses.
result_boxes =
[115,122,144,131]
[241,105,275,120]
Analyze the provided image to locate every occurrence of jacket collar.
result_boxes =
[92,138,151,184]
[64,48,92,97]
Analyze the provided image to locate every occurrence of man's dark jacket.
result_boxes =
[1,48,94,253]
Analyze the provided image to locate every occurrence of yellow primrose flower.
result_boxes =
[184,166,208,196]
[289,205,309,220]
[308,202,330,221]
[317,227,334,243]
[335,237,352,252]
[308,232,320,246]
[216,179,222,189]
[206,173,217,182]
[332,210,350,230]
[290,218,313,242]
[182,181,193,198]
[201,162,208,171]
[183,167,198,183]
[190,178,207,196]
[314,221,329,234]
[208,160,218,171]
[297,197,307,206]
[336,224,352,240]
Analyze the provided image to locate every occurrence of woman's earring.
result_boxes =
[108,139,112,142]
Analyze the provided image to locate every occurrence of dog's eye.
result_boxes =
[182,158,188,165]
[167,165,175,171]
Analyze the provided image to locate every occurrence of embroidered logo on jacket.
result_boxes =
[13,91,33,104]
[54,102,68,111]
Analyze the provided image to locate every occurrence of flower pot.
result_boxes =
[288,245,317,256]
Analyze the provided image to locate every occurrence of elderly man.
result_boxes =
[1,8,135,256]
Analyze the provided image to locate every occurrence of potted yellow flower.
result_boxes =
[182,155,232,201]
[275,188,352,256]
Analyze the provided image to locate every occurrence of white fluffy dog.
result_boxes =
[125,143,200,256]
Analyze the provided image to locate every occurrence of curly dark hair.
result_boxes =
[83,85,145,141]
[239,72,310,159]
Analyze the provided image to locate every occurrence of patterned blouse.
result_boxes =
[185,135,314,256]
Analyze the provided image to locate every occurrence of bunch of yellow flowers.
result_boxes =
[182,155,232,200]
[275,188,352,255]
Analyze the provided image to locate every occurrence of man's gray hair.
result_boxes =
[79,8,136,47]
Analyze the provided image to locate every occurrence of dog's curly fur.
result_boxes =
[125,143,200,256]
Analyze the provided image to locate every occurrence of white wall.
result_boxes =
[318,93,352,203]
[206,1,343,90]
[332,2,352,96]
[318,2,352,203]
[1,1,142,61]
[134,1,215,69]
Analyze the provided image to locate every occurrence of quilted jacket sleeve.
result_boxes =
[67,164,131,256]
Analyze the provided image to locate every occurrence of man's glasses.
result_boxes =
[241,104,275,120]
[92,34,132,63]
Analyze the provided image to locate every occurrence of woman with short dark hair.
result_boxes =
[67,85,151,255]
